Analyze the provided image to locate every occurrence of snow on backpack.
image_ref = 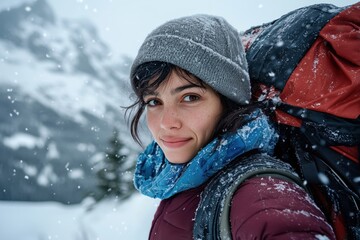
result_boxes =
[244,3,360,239]
[193,3,359,240]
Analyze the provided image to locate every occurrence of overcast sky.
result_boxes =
[0,0,358,58]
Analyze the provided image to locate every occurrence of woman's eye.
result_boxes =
[146,99,160,107]
[183,95,200,102]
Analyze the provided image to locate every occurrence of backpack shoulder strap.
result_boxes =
[193,152,304,240]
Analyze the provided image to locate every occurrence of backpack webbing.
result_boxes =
[276,124,360,239]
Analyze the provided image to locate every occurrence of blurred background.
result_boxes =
[0,0,357,239]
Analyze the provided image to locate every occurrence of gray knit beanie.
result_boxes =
[130,14,250,104]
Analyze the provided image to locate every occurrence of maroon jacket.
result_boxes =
[149,176,335,240]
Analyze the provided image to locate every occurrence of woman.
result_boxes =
[127,14,335,239]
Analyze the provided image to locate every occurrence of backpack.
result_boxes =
[193,152,305,240]
[193,3,360,240]
[244,3,360,239]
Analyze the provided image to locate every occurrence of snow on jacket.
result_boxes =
[148,176,335,240]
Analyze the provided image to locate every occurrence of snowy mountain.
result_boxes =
[0,0,139,203]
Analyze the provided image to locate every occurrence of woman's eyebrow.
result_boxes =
[143,91,158,98]
[143,84,204,98]
[170,84,204,94]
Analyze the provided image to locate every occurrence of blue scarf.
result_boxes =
[134,110,278,199]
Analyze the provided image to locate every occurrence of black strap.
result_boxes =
[277,124,360,239]
[277,102,360,196]
[278,102,360,146]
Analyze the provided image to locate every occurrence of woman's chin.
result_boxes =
[165,151,196,165]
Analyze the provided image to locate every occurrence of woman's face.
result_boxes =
[144,71,223,164]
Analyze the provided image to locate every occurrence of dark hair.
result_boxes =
[125,61,269,146]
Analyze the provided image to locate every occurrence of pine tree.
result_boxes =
[95,128,135,201]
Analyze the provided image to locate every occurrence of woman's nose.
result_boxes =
[160,106,181,130]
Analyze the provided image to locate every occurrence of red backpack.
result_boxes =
[244,3,360,239]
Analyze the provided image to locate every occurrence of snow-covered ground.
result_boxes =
[0,193,159,240]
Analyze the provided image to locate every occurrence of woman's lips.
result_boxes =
[160,137,192,148]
